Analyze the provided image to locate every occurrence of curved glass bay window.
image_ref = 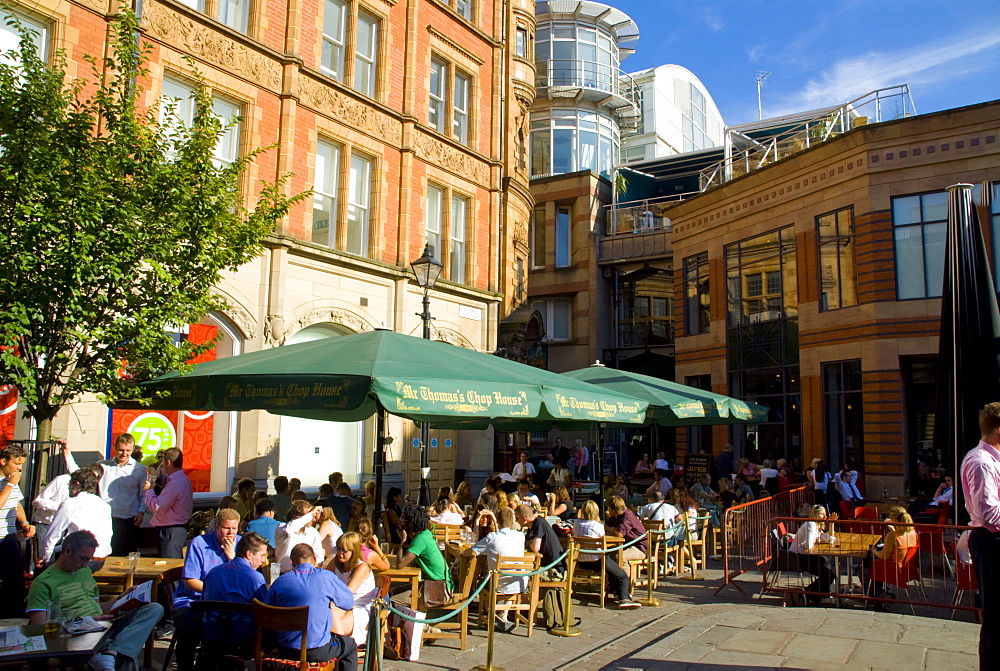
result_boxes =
[535,22,619,92]
[530,109,619,177]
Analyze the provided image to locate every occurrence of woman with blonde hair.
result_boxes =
[454,481,474,509]
[571,500,640,610]
[328,532,379,646]
[788,504,838,605]
[864,505,918,602]
[352,517,390,572]
[316,506,344,560]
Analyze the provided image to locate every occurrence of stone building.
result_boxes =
[2,0,534,496]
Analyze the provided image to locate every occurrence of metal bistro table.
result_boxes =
[0,623,107,667]
[804,532,882,606]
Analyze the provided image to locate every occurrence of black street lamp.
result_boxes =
[411,244,443,507]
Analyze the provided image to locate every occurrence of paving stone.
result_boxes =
[815,618,903,643]
[782,633,857,663]
[662,641,714,663]
[760,616,823,634]
[899,624,980,653]
[720,614,768,629]
[688,625,742,646]
[847,639,925,668]
[697,649,787,667]
[923,647,980,671]
[779,657,873,670]
[715,628,794,655]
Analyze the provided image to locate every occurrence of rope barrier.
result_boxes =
[496,548,569,576]
[382,571,492,623]
[572,531,648,555]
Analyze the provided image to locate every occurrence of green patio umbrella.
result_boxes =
[123,330,649,425]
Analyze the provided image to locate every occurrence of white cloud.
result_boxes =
[748,44,766,63]
[769,30,1000,116]
[699,7,724,32]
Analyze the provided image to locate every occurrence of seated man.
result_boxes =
[27,530,163,671]
[645,469,672,498]
[515,478,540,510]
[40,468,113,567]
[461,507,526,632]
[688,474,721,528]
[201,531,269,653]
[246,499,280,548]
[173,508,241,671]
[265,543,356,671]
[395,504,452,593]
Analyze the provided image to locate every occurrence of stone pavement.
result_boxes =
[384,567,981,671]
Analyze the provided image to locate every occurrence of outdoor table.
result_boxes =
[93,556,184,667]
[375,562,422,610]
[0,623,106,667]
[804,532,882,606]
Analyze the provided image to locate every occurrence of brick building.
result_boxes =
[3,0,534,495]
[668,100,1000,496]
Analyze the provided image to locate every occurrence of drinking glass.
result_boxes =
[59,610,78,638]
[128,552,141,571]
[44,601,60,636]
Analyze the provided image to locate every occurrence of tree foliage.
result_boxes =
[0,10,305,438]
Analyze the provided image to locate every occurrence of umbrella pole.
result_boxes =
[373,402,387,537]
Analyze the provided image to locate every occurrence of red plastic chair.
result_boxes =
[838,500,855,520]
[777,476,790,493]
[850,506,878,534]
[951,560,978,619]
[934,501,951,525]
[870,544,926,614]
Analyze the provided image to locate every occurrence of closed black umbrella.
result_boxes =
[934,183,1000,524]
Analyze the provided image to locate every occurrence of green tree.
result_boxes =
[0,10,305,440]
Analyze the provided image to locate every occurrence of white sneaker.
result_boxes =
[88,653,116,671]
[617,599,642,610]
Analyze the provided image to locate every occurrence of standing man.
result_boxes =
[143,447,193,558]
[550,438,570,474]
[0,443,35,617]
[511,452,535,480]
[100,433,149,556]
[40,468,113,566]
[961,402,1000,667]
[265,543,356,671]
[715,443,735,480]
[270,475,293,521]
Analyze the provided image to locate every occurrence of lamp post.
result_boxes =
[411,244,443,507]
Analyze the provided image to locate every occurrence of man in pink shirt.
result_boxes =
[960,402,1000,667]
[143,448,193,558]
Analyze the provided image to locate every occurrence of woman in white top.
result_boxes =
[328,531,378,646]
[571,500,640,609]
[274,500,326,573]
[429,497,465,526]
[811,460,833,510]
[788,504,837,605]
[316,506,344,560]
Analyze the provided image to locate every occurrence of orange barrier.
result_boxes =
[715,486,812,596]
[760,517,981,618]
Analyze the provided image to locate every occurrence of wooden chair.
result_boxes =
[479,554,540,637]
[252,599,337,671]
[423,554,481,650]
[430,524,462,547]
[191,600,254,670]
[159,566,186,671]
[675,512,710,574]
[357,576,391,667]
[530,551,570,630]
[571,536,609,609]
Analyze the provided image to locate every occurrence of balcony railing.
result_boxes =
[536,60,639,109]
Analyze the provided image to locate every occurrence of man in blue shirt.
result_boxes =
[173,508,241,671]
[202,531,268,653]
[246,499,280,547]
[265,543,356,671]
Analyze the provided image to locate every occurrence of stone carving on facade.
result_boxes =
[298,77,403,145]
[143,1,283,91]
[290,306,375,338]
[263,314,286,347]
[512,216,528,249]
[430,326,475,350]
[414,131,490,184]
[211,293,258,341]
[78,0,107,13]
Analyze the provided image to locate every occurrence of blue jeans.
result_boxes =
[102,602,164,662]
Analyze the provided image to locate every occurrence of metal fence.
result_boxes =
[761,517,979,618]
[716,485,812,596]
[5,439,66,505]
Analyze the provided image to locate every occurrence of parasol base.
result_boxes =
[548,626,582,637]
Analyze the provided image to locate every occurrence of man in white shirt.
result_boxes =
[41,469,113,566]
[462,507,526,632]
[511,452,535,480]
[99,433,149,556]
[516,479,541,510]
[653,452,670,472]
[32,443,101,540]
[645,469,672,498]
[637,492,679,538]
[274,500,326,573]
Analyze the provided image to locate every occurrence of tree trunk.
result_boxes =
[36,416,53,442]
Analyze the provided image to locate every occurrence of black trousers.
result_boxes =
[112,517,141,556]
[172,606,201,671]
[279,634,357,671]
[797,553,835,599]
[158,525,187,559]
[0,534,25,618]
[970,527,1000,669]
[577,555,630,601]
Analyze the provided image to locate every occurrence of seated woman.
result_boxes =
[454,481,475,510]
[316,506,344,562]
[328,532,379,647]
[472,493,500,540]
[572,500,641,610]
[633,453,654,477]
[352,517,390,572]
[384,487,404,547]
[546,486,576,522]
[612,474,630,500]
[547,459,574,491]
[788,504,838,605]
[429,497,465,526]
[863,505,918,603]
[396,504,453,601]
[718,478,738,510]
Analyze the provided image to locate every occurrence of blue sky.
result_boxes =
[608,0,1000,125]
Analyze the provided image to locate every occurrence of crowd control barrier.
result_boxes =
[716,486,812,596]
